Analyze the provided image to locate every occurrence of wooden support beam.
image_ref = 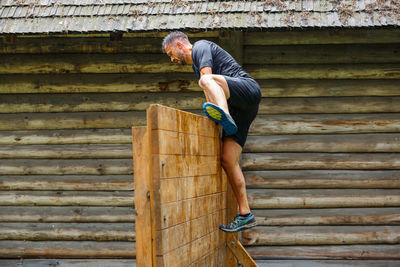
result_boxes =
[227,236,257,267]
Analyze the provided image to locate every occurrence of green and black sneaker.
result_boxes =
[219,213,257,233]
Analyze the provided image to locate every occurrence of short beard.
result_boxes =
[178,51,186,65]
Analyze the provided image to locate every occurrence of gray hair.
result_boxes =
[162,31,190,53]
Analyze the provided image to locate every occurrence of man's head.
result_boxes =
[162,31,193,65]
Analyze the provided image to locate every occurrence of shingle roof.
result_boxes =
[0,0,399,34]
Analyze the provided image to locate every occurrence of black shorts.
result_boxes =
[223,76,261,147]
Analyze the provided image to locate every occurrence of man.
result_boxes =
[162,31,261,232]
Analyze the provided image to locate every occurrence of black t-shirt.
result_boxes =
[191,40,251,80]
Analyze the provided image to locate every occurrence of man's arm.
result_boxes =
[200,66,212,77]
[200,67,212,102]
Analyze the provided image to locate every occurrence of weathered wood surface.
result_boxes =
[245,44,400,64]
[0,73,199,94]
[0,223,134,241]
[4,95,400,114]
[0,259,137,266]
[136,105,235,266]
[241,153,400,170]
[0,240,136,260]
[244,29,400,45]
[0,191,133,206]
[246,245,400,260]
[245,134,400,153]
[0,159,132,175]
[257,79,400,97]
[2,76,400,96]
[0,206,134,222]
[249,114,400,134]
[0,111,146,130]
[0,175,133,190]
[132,126,153,267]
[253,260,400,266]
[0,54,192,74]
[242,226,400,246]
[244,170,400,189]
[0,37,217,54]
[0,144,131,158]
[0,241,136,258]
[258,96,400,114]
[2,113,400,133]
[252,208,400,226]
[247,189,400,209]
[248,64,400,79]
[0,92,204,113]
[0,129,132,145]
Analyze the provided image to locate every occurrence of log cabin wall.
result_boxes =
[0,28,400,265]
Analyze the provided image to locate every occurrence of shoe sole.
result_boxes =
[203,103,238,135]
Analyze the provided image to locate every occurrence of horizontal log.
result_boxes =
[259,96,400,114]
[0,223,134,241]
[1,75,400,97]
[0,129,132,145]
[249,113,400,135]
[244,29,400,45]
[0,259,137,265]
[4,95,400,115]
[0,159,132,175]
[241,226,400,246]
[0,144,132,159]
[0,111,146,130]
[0,175,133,191]
[245,134,400,153]
[253,208,400,226]
[0,92,204,113]
[245,44,400,64]
[0,240,135,258]
[251,260,400,266]
[247,189,400,209]
[0,54,192,74]
[246,244,400,260]
[0,191,133,206]
[0,37,218,54]
[241,153,400,170]
[245,170,400,189]
[0,206,134,223]
[0,73,199,94]
[258,79,400,97]
[248,64,400,79]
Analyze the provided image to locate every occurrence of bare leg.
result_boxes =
[198,74,231,115]
[221,137,251,215]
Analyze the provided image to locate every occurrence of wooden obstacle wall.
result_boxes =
[133,104,237,267]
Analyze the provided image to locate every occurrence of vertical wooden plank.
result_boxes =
[136,104,238,266]
[132,126,154,267]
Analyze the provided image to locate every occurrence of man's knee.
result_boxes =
[198,74,214,89]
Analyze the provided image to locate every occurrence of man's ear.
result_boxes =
[176,41,184,49]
